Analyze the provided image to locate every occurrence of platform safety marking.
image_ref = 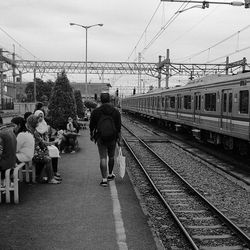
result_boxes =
[109,181,128,250]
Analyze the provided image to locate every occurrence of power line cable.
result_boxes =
[206,45,250,63]
[176,24,250,62]
[0,26,38,60]
[127,2,162,61]
[168,6,219,51]
[140,1,190,56]
[0,26,60,80]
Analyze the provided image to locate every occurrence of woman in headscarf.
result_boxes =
[34,110,61,178]
[28,114,61,184]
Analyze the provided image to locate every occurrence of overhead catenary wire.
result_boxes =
[175,24,250,62]
[0,26,38,60]
[140,1,191,57]
[207,45,250,63]
[0,26,58,81]
[127,2,162,62]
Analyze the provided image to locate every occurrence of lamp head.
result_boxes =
[98,24,104,27]
[69,23,75,26]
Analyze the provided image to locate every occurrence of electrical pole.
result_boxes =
[0,49,3,110]
[33,61,37,103]
[165,49,170,89]
[138,52,142,93]
[12,45,16,102]
[158,55,162,88]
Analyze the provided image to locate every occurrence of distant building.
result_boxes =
[71,82,111,99]
[3,80,112,102]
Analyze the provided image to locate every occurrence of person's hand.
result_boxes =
[54,138,59,144]
[90,134,94,141]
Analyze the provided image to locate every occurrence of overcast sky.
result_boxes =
[1,0,250,94]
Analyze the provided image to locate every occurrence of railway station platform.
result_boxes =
[0,128,161,250]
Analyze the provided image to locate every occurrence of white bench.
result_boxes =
[20,161,36,183]
[0,163,25,204]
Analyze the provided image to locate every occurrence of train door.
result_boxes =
[221,89,233,130]
[194,92,201,123]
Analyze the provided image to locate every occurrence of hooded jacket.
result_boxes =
[89,103,121,141]
[0,128,17,171]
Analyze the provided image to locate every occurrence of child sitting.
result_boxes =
[65,117,78,153]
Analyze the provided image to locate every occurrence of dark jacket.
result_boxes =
[89,103,121,140]
[0,128,17,172]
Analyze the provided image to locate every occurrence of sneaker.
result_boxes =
[70,150,76,154]
[55,172,61,178]
[54,176,62,181]
[100,181,108,187]
[107,174,115,181]
[48,178,61,184]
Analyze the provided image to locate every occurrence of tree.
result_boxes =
[25,78,54,102]
[84,100,97,109]
[74,90,85,118]
[47,71,77,129]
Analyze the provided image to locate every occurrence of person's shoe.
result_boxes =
[107,174,115,181]
[100,181,108,187]
[70,150,76,154]
[37,177,48,184]
[55,172,61,178]
[48,178,61,184]
[54,176,62,181]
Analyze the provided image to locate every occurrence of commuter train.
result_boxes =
[121,71,250,155]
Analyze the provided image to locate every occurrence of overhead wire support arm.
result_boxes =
[160,0,246,8]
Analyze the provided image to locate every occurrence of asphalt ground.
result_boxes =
[0,128,160,250]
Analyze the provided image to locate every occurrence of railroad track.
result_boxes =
[122,114,250,187]
[122,124,250,250]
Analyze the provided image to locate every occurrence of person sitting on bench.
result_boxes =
[0,126,17,185]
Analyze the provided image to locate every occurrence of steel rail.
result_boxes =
[122,125,199,249]
[122,123,250,248]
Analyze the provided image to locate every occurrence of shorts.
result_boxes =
[97,138,116,159]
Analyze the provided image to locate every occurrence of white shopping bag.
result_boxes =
[47,145,60,158]
[117,147,126,178]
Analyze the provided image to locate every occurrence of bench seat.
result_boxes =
[0,162,25,204]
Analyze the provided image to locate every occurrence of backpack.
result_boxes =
[97,112,117,142]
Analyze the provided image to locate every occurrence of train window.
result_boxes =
[239,90,249,114]
[161,97,165,109]
[229,93,232,113]
[184,95,191,109]
[177,95,182,109]
[170,96,175,108]
[223,93,227,112]
[195,95,201,110]
[165,97,168,109]
[157,96,160,109]
[205,93,216,111]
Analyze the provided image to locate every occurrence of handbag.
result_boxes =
[116,146,126,178]
[33,145,50,164]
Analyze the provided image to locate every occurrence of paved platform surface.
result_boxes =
[0,129,160,250]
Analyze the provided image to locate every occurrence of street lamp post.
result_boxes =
[70,22,103,99]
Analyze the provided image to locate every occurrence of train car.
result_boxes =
[122,71,250,155]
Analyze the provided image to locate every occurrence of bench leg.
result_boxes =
[0,178,4,203]
[32,163,36,183]
[14,167,20,204]
[25,162,30,182]
[5,169,11,203]
[14,163,25,204]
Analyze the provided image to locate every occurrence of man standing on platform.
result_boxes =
[89,92,121,187]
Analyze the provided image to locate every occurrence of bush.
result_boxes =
[47,71,77,129]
